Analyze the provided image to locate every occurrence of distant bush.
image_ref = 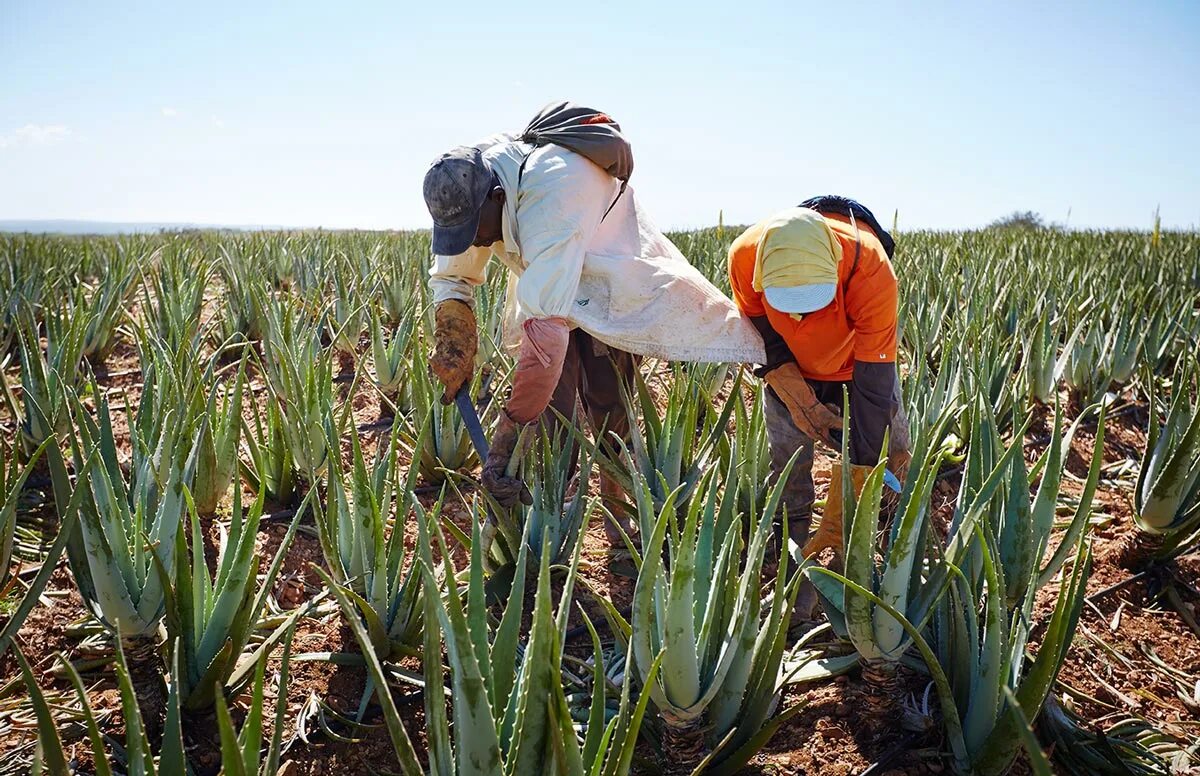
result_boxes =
[987,210,1050,230]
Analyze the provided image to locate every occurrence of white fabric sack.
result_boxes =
[430,136,765,365]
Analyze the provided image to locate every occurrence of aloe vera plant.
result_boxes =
[595,366,737,517]
[141,241,209,354]
[1125,367,1200,566]
[718,382,772,521]
[992,399,1105,605]
[630,462,804,775]
[1063,323,1112,408]
[406,356,478,484]
[370,305,415,415]
[0,307,87,454]
[214,627,296,776]
[316,419,423,658]
[190,356,247,514]
[21,638,188,776]
[470,269,513,370]
[377,242,418,327]
[78,245,137,364]
[215,243,269,346]
[161,483,306,710]
[423,511,657,776]
[483,426,598,570]
[942,395,1105,602]
[328,259,367,358]
[62,385,198,643]
[817,518,1093,775]
[813,395,1104,724]
[1021,306,1080,406]
[1104,312,1143,385]
[259,298,335,479]
[0,247,48,354]
[240,397,297,506]
[321,501,659,776]
[809,406,959,709]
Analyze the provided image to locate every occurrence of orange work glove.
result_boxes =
[802,463,873,559]
[763,362,843,450]
[430,300,477,404]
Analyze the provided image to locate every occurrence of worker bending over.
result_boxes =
[728,197,911,613]
[423,102,764,565]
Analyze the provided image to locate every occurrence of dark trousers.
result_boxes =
[544,329,638,469]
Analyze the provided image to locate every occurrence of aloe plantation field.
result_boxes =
[0,225,1197,776]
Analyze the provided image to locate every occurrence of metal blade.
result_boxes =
[454,387,490,460]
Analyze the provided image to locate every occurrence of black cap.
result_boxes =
[423,146,494,255]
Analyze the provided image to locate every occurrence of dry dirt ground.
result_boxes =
[0,327,1196,776]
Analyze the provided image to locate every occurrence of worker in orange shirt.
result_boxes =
[728,197,911,615]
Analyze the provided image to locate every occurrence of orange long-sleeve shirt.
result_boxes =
[728,212,898,382]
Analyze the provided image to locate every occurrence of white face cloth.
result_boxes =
[429,137,765,365]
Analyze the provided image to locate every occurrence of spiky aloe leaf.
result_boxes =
[962,525,1008,757]
[2,441,88,657]
[417,541,502,775]
[1003,687,1054,776]
[844,459,888,661]
[812,566,971,772]
[423,559,453,776]
[314,564,423,775]
[58,654,115,776]
[580,610,610,767]
[1038,402,1106,587]
[506,541,585,776]
[973,537,1093,774]
[215,686,250,776]
[660,491,702,708]
[595,649,665,776]
[192,356,246,514]
[1136,369,1200,535]
[14,645,70,775]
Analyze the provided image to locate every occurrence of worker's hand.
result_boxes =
[430,299,477,404]
[481,466,532,508]
[481,413,533,508]
[764,362,844,450]
[889,447,912,487]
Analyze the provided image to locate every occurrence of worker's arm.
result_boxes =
[848,362,899,465]
[500,150,611,423]
[845,251,900,465]
[429,244,492,309]
[428,245,494,401]
[748,316,793,377]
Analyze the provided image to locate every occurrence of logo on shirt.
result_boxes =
[576,298,590,307]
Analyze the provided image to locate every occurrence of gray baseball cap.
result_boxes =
[423,146,494,256]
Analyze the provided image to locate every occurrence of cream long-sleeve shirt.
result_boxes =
[429,135,765,364]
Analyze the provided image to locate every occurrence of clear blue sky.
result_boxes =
[2,0,1198,230]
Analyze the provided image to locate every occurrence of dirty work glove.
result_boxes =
[481,413,533,508]
[763,362,844,450]
[430,299,477,404]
